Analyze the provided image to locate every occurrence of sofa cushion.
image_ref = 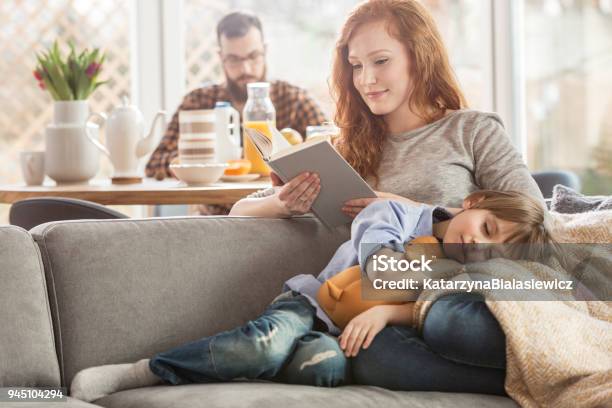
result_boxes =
[95,383,517,408]
[31,216,348,387]
[0,225,61,387]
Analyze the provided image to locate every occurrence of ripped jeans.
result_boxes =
[149,291,349,387]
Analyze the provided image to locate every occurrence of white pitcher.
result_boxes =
[86,96,166,178]
[214,101,241,163]
[45,100,101,184]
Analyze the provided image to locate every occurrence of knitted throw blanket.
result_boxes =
[413,210,612,407]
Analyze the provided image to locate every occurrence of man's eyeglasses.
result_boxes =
[222,50,265,68]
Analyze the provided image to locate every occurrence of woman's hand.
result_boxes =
[338,306,391,357]
[342,191,421,219]
[272,171,320,216]
[269,172,285,187]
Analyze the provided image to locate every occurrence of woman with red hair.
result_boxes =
[319,0,536,395]
[230,0,539,396]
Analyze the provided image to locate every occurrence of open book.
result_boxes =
[244,127,377,228]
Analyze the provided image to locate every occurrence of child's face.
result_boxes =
[443,208,518,245]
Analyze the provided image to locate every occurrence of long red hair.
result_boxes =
[331,0,467,182]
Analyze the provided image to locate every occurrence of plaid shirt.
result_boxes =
[145,80,328,180]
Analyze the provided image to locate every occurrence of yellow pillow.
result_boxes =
[317,236,443,329]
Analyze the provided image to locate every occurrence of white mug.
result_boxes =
[20,151,46,186]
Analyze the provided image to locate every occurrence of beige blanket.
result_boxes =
[413,210,612,408]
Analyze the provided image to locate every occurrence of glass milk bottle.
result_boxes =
[243,82,276,175]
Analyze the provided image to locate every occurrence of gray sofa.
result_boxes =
[0,216,517,407]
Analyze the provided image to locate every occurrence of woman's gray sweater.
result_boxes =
[248,110,543,207]
[368,110,543,207]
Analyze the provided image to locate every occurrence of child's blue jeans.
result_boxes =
[149,291,349,387]
[150,291,506,393]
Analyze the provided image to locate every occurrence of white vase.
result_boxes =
[45,101,100,184]
[53,100,90,124]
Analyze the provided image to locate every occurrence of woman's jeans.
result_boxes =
[352,292,507,395]
[149,291,349,387]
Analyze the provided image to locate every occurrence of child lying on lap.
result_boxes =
[320,190,554,357]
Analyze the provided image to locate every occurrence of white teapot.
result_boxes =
[86,96,166,178]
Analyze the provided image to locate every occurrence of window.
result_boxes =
[0,0,133,222]
[523,0,612,194]
[423,0,492,110]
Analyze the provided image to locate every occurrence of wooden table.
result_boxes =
[0,178,272,205]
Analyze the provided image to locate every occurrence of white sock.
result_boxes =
[70,359,162,402]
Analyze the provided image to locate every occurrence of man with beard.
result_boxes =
[146,11,327,214]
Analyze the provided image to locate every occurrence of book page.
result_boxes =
[272,136,329,160]
[270,127,292,155]
[244,127,272,160]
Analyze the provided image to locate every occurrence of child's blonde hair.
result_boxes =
[465,190,556,245]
